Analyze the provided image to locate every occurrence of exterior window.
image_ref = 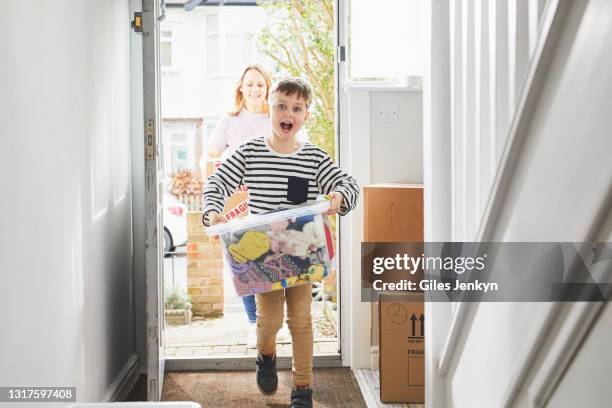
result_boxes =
[205,11,260,77]
[349,0,424,81]
[170,132,190,173]
[226,34,253,74]
[171,146,189,173]
[160,29,174,68]
[206,13,220,75]
[160,42,172,67]
[172,132,188,143]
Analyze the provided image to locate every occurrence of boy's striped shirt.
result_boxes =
[202,137,359,226]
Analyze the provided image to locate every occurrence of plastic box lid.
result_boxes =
[205,199,330,237]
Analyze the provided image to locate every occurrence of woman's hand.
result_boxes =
[326,192,344,216]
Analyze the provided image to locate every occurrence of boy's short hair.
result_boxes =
[270,77,312,107]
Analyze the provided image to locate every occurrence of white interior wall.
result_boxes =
[342,88,423,369]
[544,303,612,408]
[0,0,138,401]
[427,0,612,406]
[369,91,423,184]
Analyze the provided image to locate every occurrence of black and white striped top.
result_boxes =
[202,137,359,226]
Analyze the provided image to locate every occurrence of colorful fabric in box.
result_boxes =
[228,230,270,263]
[222,212,333,297]
[230,254,306,296]
[232,262,329,296]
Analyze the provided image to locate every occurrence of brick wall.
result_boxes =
[186,212,224,318]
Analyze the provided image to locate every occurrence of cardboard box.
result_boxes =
[379,292,425,403]
[364,184,424,363]
[363,184,423,243]
[222,190,249,221]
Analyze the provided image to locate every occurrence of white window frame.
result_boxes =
[204,10,259,79]
[225,31,255,75]
[345,0,425,90]
[205,12,222,77]
[160,29,173,68]
[160,23,181,73]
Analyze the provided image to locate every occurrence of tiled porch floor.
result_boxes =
[165,338,339,358]
[164,298,338,358]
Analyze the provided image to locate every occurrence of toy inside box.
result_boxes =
[205,199,335,297]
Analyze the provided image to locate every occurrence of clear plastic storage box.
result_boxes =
[205,199,335,297]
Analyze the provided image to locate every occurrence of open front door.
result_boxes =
[142,0,165,401]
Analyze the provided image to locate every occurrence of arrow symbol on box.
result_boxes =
[419,314,425,337]
[410,314,417,337]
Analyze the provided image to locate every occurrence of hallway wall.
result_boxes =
[426,0,612,406]
[0,0,138,401]
[340,87,423,369]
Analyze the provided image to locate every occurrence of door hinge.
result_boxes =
[145,119,156,161]
[131,12,143,33]
[337,45,346,62]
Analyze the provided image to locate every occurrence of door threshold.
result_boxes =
[166,354,343,371]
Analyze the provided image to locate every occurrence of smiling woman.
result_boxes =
[208,65,273,159]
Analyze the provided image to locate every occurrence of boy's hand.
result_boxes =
[209,211,228,226]
[326,192,344,215]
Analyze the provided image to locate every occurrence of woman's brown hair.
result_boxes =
[229,65,272,116]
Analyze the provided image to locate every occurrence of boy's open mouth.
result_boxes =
[280,121,293,131]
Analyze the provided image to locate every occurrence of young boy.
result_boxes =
[202,77,359,408]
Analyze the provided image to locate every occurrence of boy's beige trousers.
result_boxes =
[256,283,313,386]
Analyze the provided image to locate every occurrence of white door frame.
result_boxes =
[423,0,452,406]
[164,1,345,372]
[336,0,373,370]
[142,0,166,400]
[335,0,349,368]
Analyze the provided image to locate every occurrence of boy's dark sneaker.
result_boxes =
[291,388,313,408]
[255,352,278,395]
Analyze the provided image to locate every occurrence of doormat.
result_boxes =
[127,369,367,407]
[162,368,366,408]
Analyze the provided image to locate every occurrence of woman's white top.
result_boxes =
[208,108,272,160]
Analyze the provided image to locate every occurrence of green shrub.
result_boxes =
[164,285,192,310]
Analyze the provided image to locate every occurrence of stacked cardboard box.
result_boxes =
[363,184,423,243]
[379,293,425,403]
[363,183,424,404]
